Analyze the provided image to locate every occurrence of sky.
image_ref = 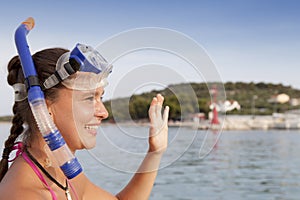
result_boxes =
[0,0,299,116]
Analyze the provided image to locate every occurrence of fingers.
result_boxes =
[150,96,158,106]
[149,94,169,122]
[163,106,170,123]
[149,97,157,120]
[156,94,164,106]
[156,94,163,119]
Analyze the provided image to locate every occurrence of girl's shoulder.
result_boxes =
[0,156,49,199]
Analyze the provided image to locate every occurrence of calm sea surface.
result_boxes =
[1,122,300,200]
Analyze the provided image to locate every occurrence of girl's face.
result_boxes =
[48,86,108,151]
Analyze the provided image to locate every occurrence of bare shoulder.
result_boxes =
[0,157,118,200]
[0,185,43,200]
[72,173,118,200]
[0,157,50,199]
[0,176,47,200]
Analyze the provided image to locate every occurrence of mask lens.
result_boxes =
[74,44,110,74]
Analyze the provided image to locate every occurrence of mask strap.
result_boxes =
[43,57,80,89]
[13,83,27,102]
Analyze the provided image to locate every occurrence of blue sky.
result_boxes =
[0,0,299,115]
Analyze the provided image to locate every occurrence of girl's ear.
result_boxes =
[46,99,54,119]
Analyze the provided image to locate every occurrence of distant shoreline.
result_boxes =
[1,113,300,131]
[0,121,11,125]
[0,116,12,123]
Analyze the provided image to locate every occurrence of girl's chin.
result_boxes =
[86,128,97,136]
[83,141,96,150]
[80,131,97,149]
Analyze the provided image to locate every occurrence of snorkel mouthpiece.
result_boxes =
[22,17,35,30]
[15,17,82,179]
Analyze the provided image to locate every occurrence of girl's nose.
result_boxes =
[94,101,109,120]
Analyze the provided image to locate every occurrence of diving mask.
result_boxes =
[43,43,112,90]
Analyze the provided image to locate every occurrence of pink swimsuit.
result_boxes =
[10,142,79,200]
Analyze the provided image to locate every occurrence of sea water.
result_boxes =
[1,122,300,200]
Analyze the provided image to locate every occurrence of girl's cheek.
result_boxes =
[72,101,94,122]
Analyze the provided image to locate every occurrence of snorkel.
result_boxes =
[14,17,82,179]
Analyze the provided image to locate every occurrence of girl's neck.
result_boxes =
[26,138,66,184]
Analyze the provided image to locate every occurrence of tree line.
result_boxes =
[103,82,300,122]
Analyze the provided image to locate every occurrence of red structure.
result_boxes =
[211,86,220,125]
[211,106,219,125]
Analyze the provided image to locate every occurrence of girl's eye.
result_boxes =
[84,96,94,101]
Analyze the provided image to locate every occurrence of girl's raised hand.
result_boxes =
[148,94,169,153]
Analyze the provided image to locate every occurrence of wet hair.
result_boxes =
[0,48,68,181]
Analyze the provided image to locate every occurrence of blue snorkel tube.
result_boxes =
[14,17,82,179]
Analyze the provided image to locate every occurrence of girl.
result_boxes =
[0,44,169,199]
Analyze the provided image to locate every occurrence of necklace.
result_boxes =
[25,148,72,200]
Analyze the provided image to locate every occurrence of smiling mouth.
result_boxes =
[84,125,100,130]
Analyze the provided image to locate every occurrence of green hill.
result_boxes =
[104,82,300,121]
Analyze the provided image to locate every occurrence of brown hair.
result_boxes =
[0,48,68,181]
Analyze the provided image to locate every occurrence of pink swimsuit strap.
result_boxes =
[10,142,79,200]
[23,149,58,200]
